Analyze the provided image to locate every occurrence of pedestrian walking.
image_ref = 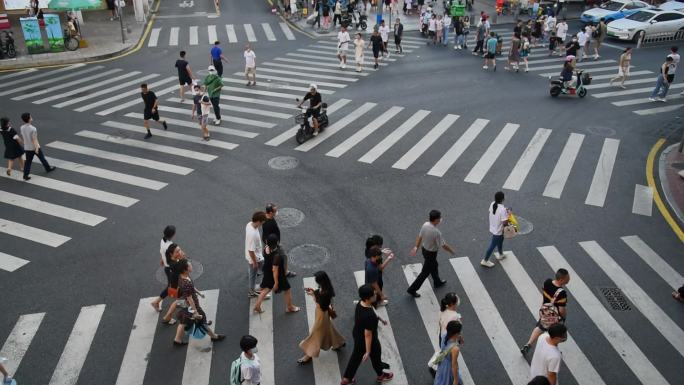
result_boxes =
[244,43,257,86]
[354,32,365,72]
[262,203,296,277]
[369,27,383,69]
[19,113,55,181]
[394,18,404,53]
[365,234,392,302]
[564,35,580,62]
[520,269,570,355]
[480,191,509,267]
[298,271,346,364]
[547,31,558,57]
[454,17,464,49]
[650,56,674,102]
[483,32,498,71]
[253,234,299,314]
[672,284,684,303]
[1,117,24,177]
[191,85,211,140]
[436,15,444,45]
[379,20,391,57]
[576,28,588,61]
[333,0,342,28]
[246,211,267,298]
[406,210,456,297]
[529,323,567,385]
[150,225,177,312]
[442,15,451,47]
[405,0,412,15]
[172,259,226,345]
[161,243,186,324]
[175,51,194,102]
[203,66,223,124]
[592,18,607,60]
[610,47,632,89]
[322,2,331,30]
[462,16,470,49]
[438,292,462,346]
[520,36,530,72]
[234,335,261,385]
[140,83,168,139]
[337,25,351,69]
[506,33,522,72]
[528,376,551,385]
[341,284,394,384]
[365,245,394,306]
[209,41,228,77]
[667,46,681,96]
[433,321,463,385]
[428,14,437,45]
[555,18,568,56]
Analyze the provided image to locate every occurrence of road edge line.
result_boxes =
[647,138,684,243]
[265,0,317,40]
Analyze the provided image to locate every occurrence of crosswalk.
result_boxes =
[3,235,681,384]
[147,22,296,48]
[460,29,679,115]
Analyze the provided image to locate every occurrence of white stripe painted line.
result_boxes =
[260,64,361,81]
[53,73,159,108]
[302,277,340,385]
[427,118,488,177]
[401,264,474,385]
[0,313,45,373]
[0,68,36,81]
[48,305,106,385]
[207,25,217,45]
[632,184,653,216]
[585,138,619,207]
[1,166,138,207]
[249,287,274,385]
[0,64,84,89]
[0,252,30,272]
[393,114,459,170]
[221,76,335,95]
[280,22,296,40]
[95,83,178,115]
[359,110,430,164]
[503,128,552,190]
[220,94,300,110]
[298,48,395,62]
[221,85,300,99]
[182,289,219,385]
[148,27,161,47]
[158,104,276,127]
[593,83,684,98]
[189,26,199,45]
[634,103,684,116]
[12,68,122,101]
[450,257,530,385]
[543,133,584,199]
[585,77,656,90]
[169,97,292,118]
[112,116,245,145]
[581,240,684,358]
[76,130,218,160]
[49,158,167,190]
[245,23,257,42]
[326,106,403,158]
[312,43,408,56]
[114,297,159,385]
[231,72,346,88]
[74,76,175,112]
[537,246,669,385]
[262,23,276,41]
[527,60,615,72]
[621,235,683,290]
[126,112,256,139]
[46,141,193,175]
[613,93,684,106]
[464,123,520,184]
[169,26,180,46]
[500,252,608,385]
[33,71,141,104]
[296,102,376,152]
[353,271,408,385]
[288,52,386,66]
[539,65,636,77]
[225,24,237,43]
[0,190,106,226]
[266,99,352,147]
[0,65,102,97]
[589,70,652,81]
[272,58,370,75]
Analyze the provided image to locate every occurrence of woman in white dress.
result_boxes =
[610,47,632,89]
[354,33,365,72]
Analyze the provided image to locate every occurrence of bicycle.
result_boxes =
[63,29,79,51]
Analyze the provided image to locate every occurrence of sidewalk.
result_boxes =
[0,8,146,71]
[660,142,684,226]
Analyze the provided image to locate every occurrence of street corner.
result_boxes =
[649,137,684,242]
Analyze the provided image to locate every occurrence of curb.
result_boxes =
[647,138,684,243]
[0,0,160,72]
[265,0,317,40]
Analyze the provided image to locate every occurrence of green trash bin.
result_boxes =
[450,3,465,17]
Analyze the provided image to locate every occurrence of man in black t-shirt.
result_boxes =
[521,268,570,355]
[140,83,168,139]
[262,203,296,277]
[297,85,323,135]
[175,51,194,103]
[369,28,383,69]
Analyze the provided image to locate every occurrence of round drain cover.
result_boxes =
[277,207,305,228]
[288,244,331,269]
[268,156,299,170]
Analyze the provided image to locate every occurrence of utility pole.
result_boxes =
[118,2,126,44]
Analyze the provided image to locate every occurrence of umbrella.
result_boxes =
[47,0,103,10]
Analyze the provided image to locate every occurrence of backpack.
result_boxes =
[538,288,564,329]
[591,29,599,38]
[229,356,243,385]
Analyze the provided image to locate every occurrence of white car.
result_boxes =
[580,0,651,24]
[658,0,684,11]
[607,9,684,41]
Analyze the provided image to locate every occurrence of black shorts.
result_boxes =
[144,109,160,121]
[307,108,321,119]
[428,31,435,37]
[179,77,192,86]
[395,36,401,45]
[373,49,380,58]
[485,52,496,59]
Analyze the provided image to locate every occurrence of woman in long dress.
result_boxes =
[434,321,463,385]
[297,271,345,364]
[354,33,365,73]
[1,117,24,176]
[610,47,632,89]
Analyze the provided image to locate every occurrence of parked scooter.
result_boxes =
[294,99,329,144]
[0,30,17,59]
[549,70,591,98]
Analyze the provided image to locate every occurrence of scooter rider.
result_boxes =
[297,84,323,136]
[560,58,576,89]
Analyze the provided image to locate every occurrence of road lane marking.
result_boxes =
[13,68,122,101]
[245,24,257,42]
[182,290,219,385]
[302,277,339,385]
[585,138,619,207]
[260,63,361,80]
[231,72,346,88]
[359,110,430,164]
[632,184,653,216]
[0,65,102,97]
[207,25,217,44]
[219,93,299,109]
[33,71,141,104]
[114,297,159,385]
[119,114,253,141]
[0,252,30,272]
[249,288,274,385]
[75,76,175,112]
[0,313,45,373]
[274,58,371,74]
[226,24,237,43]
[280,22,296,40]
[265,99,352,146]
[189,26,198,45]
[0,218,70,247]
[594,83,684,98]
[393,114,459,170]
[0,190,105,226]
[169,27,179,46]
[326,106,403,158]
[262,23,276,41]
[148,27,161,47]
[0,68,36,81]
[503,128,552,190]
[296,102,376,152]
[543,133,584,199]
[48,158,167,190]
[464,123,520,184]
[0,64,84,89]
[54,73,159,108]
[621,235,683,289]
[221,76,334,95]
[428,118,489,177]
[95,83,177,115]
[157,104,276,127]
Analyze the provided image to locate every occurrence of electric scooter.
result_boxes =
[294,99,329,144]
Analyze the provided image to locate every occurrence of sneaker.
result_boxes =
[520,344,530,355]
[313,131,319,136]
[248,290,259,298]
[342,63,346,69]
[406,289,421,298]
[495,252,507,261]
[213,119,221,125]
[378,299,389,306]
[482,65,488,70]
[162,121,168,130]
[657,97,667,102]
[376,372,394,382]
[493,65,496,72]
[144,132,152,139]
[480,259,495,268]
[649,97,657,102]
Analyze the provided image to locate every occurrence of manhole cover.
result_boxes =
[598,287,632,311]
[155,259,204,284]
[288,244,330,269]
[515,216,533,235]
[585,126,616,137]
[268,156,299,170]
[277,207,304,228]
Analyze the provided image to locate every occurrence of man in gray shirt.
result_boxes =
[407,210,456,297]
[20,112,55,181]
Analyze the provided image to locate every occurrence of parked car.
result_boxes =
[607,9,684,41]
[658,0,684,11]
[580,0,651,24]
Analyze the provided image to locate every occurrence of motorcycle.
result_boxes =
[294,99,329,144]
[549,70,591,98]
[356,13,368,31]
[0,30,17,59]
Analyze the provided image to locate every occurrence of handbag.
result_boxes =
[503,223,518,239]
[167,286,178,298]
[538,288,564,329]
[428,341,457,372]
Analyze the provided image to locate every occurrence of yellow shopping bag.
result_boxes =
[508,212,519,231]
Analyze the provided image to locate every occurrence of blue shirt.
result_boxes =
[486,38,497,54]
[210,46,222,61]
[365,259,379,284]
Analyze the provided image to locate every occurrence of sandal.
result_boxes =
[286,306,301,313]
[211,334,225,341]
[162,318,177,325]
[173,340,188,346]
[672,291,684,303]
[253,308,265,314]
[297,356,312,364]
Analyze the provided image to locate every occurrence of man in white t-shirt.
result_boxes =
[555,18,568,47]
[480,191,509,268]
[245,211,267,297]
[244,43,256,86]
[337,26,350,69]
[239,335,261,385]
[378,19,391,58]
[530,324,567,385]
